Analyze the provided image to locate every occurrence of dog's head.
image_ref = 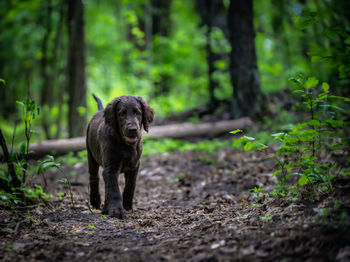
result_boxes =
[104,96,154,145]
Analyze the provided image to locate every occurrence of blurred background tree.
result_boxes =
[0,0,349,142]
[66,0,87,138]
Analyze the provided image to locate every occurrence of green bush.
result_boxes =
[232,74,350,198]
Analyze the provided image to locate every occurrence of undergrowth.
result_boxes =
[143,138,232,156]
[0,96,64,214]
[232,75,350,199]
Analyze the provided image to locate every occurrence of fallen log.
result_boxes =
[1,117,253,159]
[147,117,253,139]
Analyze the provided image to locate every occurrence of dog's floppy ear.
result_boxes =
[104,97,121,130]
[137,97,154,132]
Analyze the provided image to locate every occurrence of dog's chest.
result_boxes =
[120,150,140,172]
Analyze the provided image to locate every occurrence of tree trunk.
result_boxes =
[67,0,87,138]
[271,0,291,69]
[151,0,171,37]
[53,2,65,139]
[40,0,53,140]
[150,0,172,96]
[196,0,229,110]
[228,0,262,119]
[205,0,217,109]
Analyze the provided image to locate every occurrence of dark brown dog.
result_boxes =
[86,95,154,219]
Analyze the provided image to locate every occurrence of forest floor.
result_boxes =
[0,145,350,261]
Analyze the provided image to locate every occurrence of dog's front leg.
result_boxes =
[102,165,125,219]
[123,163,140,211]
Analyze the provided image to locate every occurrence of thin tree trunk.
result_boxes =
[271,0,291,69]
[205,0,216,109]
[0,129,21,189]
[40,0,53,140]
[228,0,262,119]
[150,0,172,96]
[67,0,87,138]
[53,1,65,139]
[196,0,228,110]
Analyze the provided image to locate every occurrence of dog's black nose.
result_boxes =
[127,126,137,132]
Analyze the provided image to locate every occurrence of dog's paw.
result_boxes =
[123,199,133,211]
[108,204,126,219]
[123,205,132,211]
[90,195,101,210]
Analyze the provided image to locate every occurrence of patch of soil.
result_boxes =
[0,148,349,261]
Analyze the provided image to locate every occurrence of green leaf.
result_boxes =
[57,192,64,197]
[0,78,5,85]
[36,164,42,174]
[243,136,255,141]
[214,60,227,70]
[295,11,318,30]
[230,129,243,135]
[88,224,97,230]
[345,38,350,45]
[319,104,345,112]
[317,93,328,100]
[42,162,60,171]
[172,173,185,181]
[16,101,25,107]
[0,195,8,200]
[244,141,253,151]
[20,143,26,154]
[271,132,285,137]
[311,56,324,62]
[256,143,268,150]
[325,120,343,128]
[272,169,282,176]
[261,215,272,221]
[327,95,350,102]
[304,77,319,89]
[321,82,330,93]
[288,75,304,85]
[308,119,320,127]
[233,137,246,148]
[298,174,309,186]
[338,64,350,78]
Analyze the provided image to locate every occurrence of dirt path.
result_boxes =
[1,148,349,261]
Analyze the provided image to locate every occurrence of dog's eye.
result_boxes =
[134,110,141,116]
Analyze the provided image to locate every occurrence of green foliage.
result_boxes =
[0,191,23,212]
[37,155,61,174]
[85,0,209,118]
[233,74,349,198]
[88,224,97,230]
[2,0,349,138]
[172,173,185,181]
[261,215,273,222]
[58,177,75,208]
[313,205,350,231]
[57,151,87,167]
[255,0,350,95]
[232,135,268,151]
[143,137,232,156]
[23,185,52,201]
[0,97,60,211]
[0,184,52,212]
[250,186,266,202]
[5,243,15,252]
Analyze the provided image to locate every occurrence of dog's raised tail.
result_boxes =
[92,94,104,111]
